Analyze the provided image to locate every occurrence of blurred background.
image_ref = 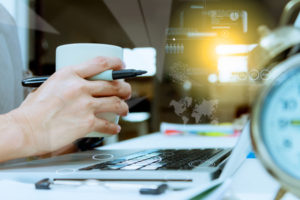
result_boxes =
[0,0,288,143]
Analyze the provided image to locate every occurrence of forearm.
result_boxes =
[0,57,130,162]
[0,111,34,162]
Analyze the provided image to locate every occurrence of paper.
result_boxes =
[160,122,238,137]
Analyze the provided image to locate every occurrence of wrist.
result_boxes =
[4,110,37,159]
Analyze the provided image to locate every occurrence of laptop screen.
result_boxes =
[220,122,251,179]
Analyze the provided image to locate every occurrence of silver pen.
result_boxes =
[35,178,168,195]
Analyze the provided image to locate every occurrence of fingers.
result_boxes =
[73,56,125,78]
[93,118,121,135]
[92,96,129,116]
[87,80,131,100]
[95,96,129,116]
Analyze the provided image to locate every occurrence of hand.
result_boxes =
[8,56,131,157]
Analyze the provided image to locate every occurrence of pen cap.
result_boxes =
[56,43,123,138]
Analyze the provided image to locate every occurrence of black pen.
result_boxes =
[22,69,147,87]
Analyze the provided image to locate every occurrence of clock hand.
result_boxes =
[290,120,300,126]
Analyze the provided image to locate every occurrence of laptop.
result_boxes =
[0,123,251,188]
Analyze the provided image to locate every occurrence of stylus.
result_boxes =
[22,69,147,87]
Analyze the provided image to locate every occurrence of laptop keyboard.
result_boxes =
[80,149,226,171]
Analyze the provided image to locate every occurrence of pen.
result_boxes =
[22,69,147,87]
[35,178,168,195]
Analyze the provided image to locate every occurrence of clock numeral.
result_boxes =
[283,139,292,149]
[278,119,289,129]
[281,99,297,111]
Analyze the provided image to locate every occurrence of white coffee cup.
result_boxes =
[56,43,123,138]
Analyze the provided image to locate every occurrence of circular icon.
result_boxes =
[92,154,114,161]
[238,72,248,81]
[56,168,76,175]
[249,69,260,81]
[260,69,269,80]
[230,11,240,21]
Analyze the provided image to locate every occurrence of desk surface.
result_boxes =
[0,133,298,200]
[101,133,298,200]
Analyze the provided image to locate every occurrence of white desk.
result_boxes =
[102,133,298,200]
[0,133,298,200]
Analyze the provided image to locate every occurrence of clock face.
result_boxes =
[261,66,300,179]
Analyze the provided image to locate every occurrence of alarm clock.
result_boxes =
[250,1,300,198]
[251,53,300,198]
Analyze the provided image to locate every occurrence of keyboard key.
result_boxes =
[105,164,128,170]
[140,163,166,170]
[119,159,139,165]
[130,156,150,163]
[121,165,143,170]
[163,164,182,170]
[123,150,158,160]
[79,163,107,170]
[104,159,127,165]
[142,152,161,158]
[134,157,161,166]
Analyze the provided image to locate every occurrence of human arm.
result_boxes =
[0,56,131,162]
